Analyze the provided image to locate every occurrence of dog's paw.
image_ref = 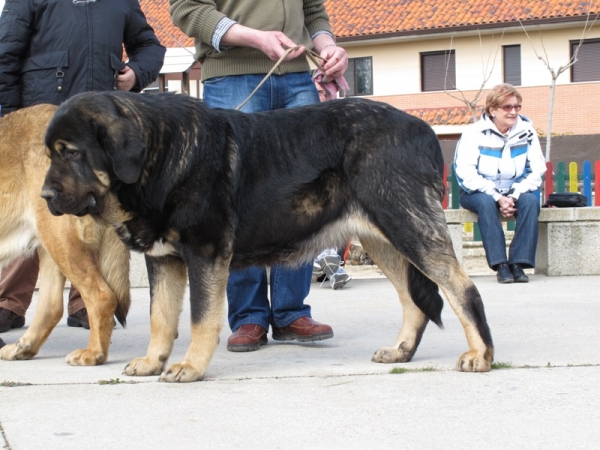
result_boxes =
[159,362,205,383]
[0,341,36,360]
[123,357,164,376]
[456,350,492,372]
[372,345,414,364]
[65,348,106,366]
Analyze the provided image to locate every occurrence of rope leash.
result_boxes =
[234,45,328,111]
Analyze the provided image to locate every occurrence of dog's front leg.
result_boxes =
[0,250,65,361]
[123,255,187,377]
[159,252,231,383]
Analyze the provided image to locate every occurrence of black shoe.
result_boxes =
[496,263,514,284]
[67,308,90,330]
[510,264,529,283]
[0,307,25,333]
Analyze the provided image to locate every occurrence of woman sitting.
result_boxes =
[453,83,547,284]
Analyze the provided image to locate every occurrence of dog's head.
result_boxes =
[42,91,148,217]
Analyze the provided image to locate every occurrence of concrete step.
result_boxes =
[345,239,532,278]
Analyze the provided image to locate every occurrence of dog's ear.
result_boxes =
[101,119,147,184]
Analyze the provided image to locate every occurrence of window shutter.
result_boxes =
[572,39,600,82]
[503,45,521,86]
[421,51,455,92]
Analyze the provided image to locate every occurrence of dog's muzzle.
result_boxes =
[41,187,99,217]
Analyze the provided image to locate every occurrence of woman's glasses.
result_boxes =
[500,104,522,112]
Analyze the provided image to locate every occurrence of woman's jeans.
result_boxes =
[203,72,319,332]
[459,191,541,269]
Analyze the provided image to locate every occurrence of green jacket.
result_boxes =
[169,0,333,81]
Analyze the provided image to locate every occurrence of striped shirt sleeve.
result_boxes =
[211,17,237,51]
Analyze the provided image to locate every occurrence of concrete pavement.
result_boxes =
[1,273,599,449]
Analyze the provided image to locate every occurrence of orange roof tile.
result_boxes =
[141,0,194,49]
[141,0,599,48]
[404,106,484,126]
[324,0,600,39]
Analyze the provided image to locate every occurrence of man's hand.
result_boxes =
[498,196,516,218]
[313,34,348,80]
[222,25,305,61]
[117,66,137,91]
[254,30,305,61]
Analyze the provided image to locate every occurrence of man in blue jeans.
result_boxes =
[170,0,348,351]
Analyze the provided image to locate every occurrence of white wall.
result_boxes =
[0,1,5,16]
[343,24,600,97]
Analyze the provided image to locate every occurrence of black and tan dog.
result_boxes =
[0,105,130,366]
[42,91,493,382]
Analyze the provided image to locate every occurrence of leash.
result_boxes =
[234,45,329,111]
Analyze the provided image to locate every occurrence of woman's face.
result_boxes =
[491,95,521,134]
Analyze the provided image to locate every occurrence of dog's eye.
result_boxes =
[63,149,79,160]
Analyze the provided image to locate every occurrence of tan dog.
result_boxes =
[0,104,130,366]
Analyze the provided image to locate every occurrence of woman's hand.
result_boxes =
[497,196,516,218]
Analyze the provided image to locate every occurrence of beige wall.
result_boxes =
[342,24,600,135]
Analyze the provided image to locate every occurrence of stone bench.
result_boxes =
[445,207,600,276]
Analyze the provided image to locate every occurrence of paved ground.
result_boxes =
[1,274,599,449]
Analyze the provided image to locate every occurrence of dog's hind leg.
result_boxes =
[159,252,231,383]
[124,254,187,377]
[423,254,494,372]
[365,203,494,372]
[0,249,65,361]
[360,236,443,364]
[352,155,493,371]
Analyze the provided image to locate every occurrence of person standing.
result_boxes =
[0,0,165,333]
[169,0,348,352]
[312,74,352,290]
[453,84,546,284]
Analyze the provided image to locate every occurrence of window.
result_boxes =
[421,50,455,92]
[342,57,373,96]
[503,45,521,86]
[571,38,600,82]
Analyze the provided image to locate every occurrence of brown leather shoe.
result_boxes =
[272,316,333,342]
[227,324,268,352]
[0,307,25,333]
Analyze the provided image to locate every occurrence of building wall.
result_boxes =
[342,24,600,135]
[374,83,600,136]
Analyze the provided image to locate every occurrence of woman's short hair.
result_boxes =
[485,84,523,115]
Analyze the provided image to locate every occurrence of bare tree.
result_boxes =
[519,8,598,161]
[444,30,504,122]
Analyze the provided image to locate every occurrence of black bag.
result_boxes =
[544,192,588,208]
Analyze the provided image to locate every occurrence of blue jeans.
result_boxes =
[459,191,541,269]
[203,72,319,332]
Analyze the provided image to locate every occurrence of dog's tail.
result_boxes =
[98,228,131,327]
[408,264,444,328]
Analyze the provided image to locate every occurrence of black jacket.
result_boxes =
[0,0,166,115]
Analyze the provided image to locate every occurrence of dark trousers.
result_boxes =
[0,253,83,317]
[459,191,541,269]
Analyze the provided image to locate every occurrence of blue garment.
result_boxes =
[460,190,540,269]
[203,71,319,332]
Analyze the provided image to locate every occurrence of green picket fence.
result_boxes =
[443,160,600,241]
